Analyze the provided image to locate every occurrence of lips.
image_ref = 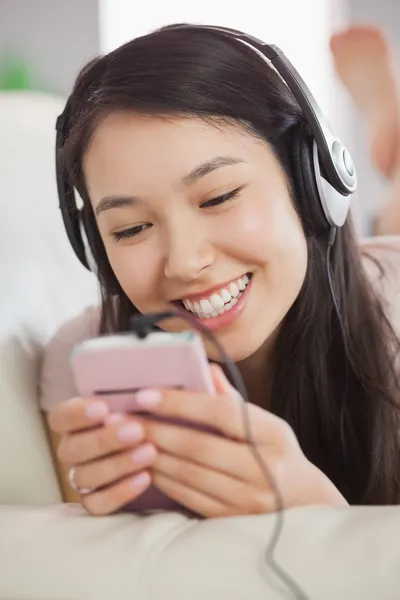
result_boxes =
[179,274,251,319]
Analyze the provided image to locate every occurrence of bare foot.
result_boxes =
[330,25,400,178]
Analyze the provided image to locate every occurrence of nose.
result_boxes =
[163,219,214,282]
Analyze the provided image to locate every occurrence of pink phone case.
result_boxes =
[71,331,216,514]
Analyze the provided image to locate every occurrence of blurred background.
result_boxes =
[1,0,399,235]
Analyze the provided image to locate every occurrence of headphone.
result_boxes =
[55,24,357,274]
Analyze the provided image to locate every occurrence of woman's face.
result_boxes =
[84,113,308,362]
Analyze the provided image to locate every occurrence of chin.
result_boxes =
[204,327,275,364]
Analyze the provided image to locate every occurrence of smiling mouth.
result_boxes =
[175,273,252,319]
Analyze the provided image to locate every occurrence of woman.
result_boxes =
[43,24,400,518]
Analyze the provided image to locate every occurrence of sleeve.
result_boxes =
[39,306,101,412]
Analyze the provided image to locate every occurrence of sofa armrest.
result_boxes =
[1,503,400,599]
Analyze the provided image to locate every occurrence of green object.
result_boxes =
[0,54,33,90]
[2,61,31,89]
[0,49,55,93]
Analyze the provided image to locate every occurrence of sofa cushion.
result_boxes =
[1,502,400,599]
[0,92,99,504]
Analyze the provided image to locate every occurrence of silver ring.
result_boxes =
[68,467,95,496]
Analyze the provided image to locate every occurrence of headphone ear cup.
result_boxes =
[77,209,98,275]
[290,123,329,235]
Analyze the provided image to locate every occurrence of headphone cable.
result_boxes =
[131,310,309,600]
[130,227,344,599]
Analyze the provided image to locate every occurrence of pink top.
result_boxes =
[39,237,400,412]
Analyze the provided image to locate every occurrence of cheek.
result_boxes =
[105,242,162,309]
[224,191,307,270]
[258,200,308,323]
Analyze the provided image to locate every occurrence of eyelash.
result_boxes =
[199,187,241,209]
[112,223,150,242]
[112,187,242,241]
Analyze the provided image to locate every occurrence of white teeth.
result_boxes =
[229,282,239,298]
[238,278,246,291]
[200,299,213,315]
[209,293,224,310]
[221,288,232,303]
[183,299,194,311]
[181,274,251,319]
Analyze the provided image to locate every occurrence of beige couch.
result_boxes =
[2,91,400,600]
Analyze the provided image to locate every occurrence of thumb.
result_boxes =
[210,363,240,397]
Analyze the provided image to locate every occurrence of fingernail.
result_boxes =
[85,401,108,419]
[131,471,151,488]
[67,396,81,404]
[130,444,155,463]
[135,389,162,408]
[118,422,143,442]
[105,413,125,425]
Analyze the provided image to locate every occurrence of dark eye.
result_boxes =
[112,223,152,241]
[200,187,241,209]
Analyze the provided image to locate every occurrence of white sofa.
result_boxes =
[2,91,400,600]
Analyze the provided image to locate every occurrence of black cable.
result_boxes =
[129,231,345,599]
[130,310,309,600]
[326,227,343,328]
[326,227,350,462]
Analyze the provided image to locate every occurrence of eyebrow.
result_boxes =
[182,155,245,186]
[95,155,244,216]
[95,194,140,216]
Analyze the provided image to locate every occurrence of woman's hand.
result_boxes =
[136,365,348,517]
[48,398,156,515]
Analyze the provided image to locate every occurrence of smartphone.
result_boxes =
[71,330,216,513]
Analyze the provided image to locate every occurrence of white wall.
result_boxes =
[99,0,335,118]
[0,0,100,95]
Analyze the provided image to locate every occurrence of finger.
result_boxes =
[73,443,157,490]
[210,363,239,396]
[58,418,145,465]
[135,387,288,444]
[48,397,110,434]
[83,471,151,516]
[153,452,274,513]
[144,419,272,485]
[152,471,228,518]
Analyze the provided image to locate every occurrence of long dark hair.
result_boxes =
[61,25,400,504]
